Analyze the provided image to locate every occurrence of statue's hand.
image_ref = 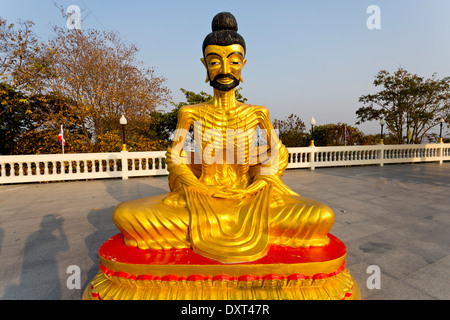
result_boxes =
[162,192,186,206]
[247,179,285,207]
[212,189,248,200]
[244,179,268,194]
[204,185,227,195]
[210,180,268,200]
[271,193,285,207]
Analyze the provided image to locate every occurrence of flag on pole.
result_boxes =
[58,125,66,154]
[345,125,351,140]
[58,125,66,146]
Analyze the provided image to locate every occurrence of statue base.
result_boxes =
[83,233,360,300]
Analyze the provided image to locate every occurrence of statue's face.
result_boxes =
[202,44,246,92]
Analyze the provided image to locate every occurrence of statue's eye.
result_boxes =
[230,61,241,65]
[209,61,219,66]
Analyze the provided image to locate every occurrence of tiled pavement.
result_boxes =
[1,162,449,300]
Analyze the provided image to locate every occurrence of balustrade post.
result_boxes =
[378,144,384,167]
[310,146,315,171]
[0,162,5,178]
[121,150,129,180]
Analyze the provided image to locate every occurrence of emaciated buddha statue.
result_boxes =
[112,12,334,263]
[85,12,360,301]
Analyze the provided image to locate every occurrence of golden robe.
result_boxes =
[113,103,334,263]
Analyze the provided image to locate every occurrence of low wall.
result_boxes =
[1,143,449,184]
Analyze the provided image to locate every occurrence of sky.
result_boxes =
[2,0,450,134]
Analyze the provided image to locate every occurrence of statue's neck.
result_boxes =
[212,88,237,111]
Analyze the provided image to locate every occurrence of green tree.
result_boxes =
[312,123,365,146]
[0,83,35,154]
[358,133,397,145]
[272,114,307,147]
[39,27,171,152]
[356,68,450,144]
[1,17,172,153]
[0,18,39,91]
[13,93,95,154]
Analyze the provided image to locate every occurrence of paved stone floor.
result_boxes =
[0,162,449,300]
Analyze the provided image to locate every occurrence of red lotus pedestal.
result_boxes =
[83,233,360,300]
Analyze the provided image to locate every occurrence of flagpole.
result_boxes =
[344,125,347,146]
[61,125,64,154]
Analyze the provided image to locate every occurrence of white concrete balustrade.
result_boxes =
[0,151,167,184]
[0,144,448,184]
[288,143,449,170]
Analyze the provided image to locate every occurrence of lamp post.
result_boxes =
[439,118,445,143]
[310,117,316,147]
[379,118,386,145]
[120,115,127,151]
[406,122,410,145]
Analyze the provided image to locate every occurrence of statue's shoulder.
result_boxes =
[242,104,271,118]
[177,103,207,118]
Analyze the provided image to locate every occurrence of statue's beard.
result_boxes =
[209,74,240,92]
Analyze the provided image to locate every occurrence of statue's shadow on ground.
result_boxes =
[83,206,117,297]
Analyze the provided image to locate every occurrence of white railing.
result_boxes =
[288,143,450,170]
[0,151,168,184]
[0,143,449,184]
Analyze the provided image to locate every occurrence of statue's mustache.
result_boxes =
[213,74,238,81]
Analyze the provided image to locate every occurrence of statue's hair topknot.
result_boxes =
[211,12,238,32]
[202,12,246,55]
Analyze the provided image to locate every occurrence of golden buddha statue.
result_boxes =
[112,12,334,263]
[84,12,360,300]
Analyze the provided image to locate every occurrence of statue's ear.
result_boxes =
[201,58,210,83]
[239,59,247,82]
